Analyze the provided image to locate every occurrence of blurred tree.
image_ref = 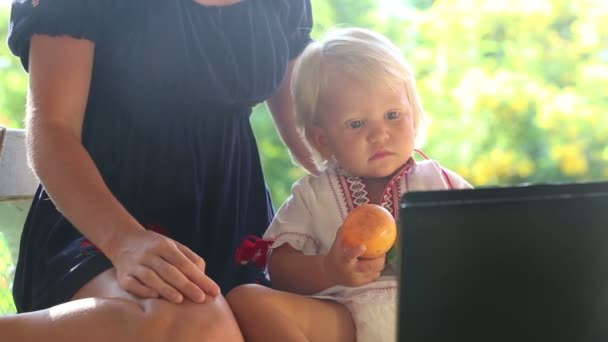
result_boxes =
[0,6,27,128]
[0,232,16,314]
[254,0,608,207]
[1,0,607,205]
[396,0,608,185]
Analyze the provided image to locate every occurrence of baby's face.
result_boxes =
[310,72,416,179]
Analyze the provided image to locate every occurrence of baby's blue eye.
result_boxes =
[349,120,363,129]
[386,111,400,120]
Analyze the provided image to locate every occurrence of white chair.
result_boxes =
[0,127,39,314]
[0,127,39,201]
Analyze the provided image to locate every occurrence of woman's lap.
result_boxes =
[70,268,244,342]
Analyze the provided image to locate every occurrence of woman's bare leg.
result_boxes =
[227,284,356,342]
[0,268,244,342]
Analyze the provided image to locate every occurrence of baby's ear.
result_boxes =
[305,124,332,159]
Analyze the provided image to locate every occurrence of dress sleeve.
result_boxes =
[8,0,114,70]
[283,0,313,60]
[263,177,321,255]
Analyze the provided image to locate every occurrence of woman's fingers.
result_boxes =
[115,231,220,303]
[159,243,220,299]
[175,243,221,297]
[134,265,184,303]
[144,256,206,303]
[176,242,206,272]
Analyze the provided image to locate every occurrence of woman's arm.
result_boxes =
[266,59,319,175]
[27,35,218,303]
[27,35,137,256]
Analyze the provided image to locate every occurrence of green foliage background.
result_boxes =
[1,0,607,315]
[253,0,608,206]
[2,0,607,206]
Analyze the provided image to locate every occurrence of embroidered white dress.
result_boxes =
[264,159,473,342]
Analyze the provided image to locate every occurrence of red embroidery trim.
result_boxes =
[328,172,347,221]
[414,149,454,189]
[441,169,454,189]
[414,149,429,159]
[336,158,413,218]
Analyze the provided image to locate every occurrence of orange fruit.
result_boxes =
[342,204,397,259]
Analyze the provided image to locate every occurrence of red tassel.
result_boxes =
[235,235,274,268]
[79,238,102,254]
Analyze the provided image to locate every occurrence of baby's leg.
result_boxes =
[227,284,356,342]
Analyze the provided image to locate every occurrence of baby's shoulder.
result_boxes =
[410,159,472,190]
[286,169,341,206]
[292,168,333,190]
[411,159,445,175]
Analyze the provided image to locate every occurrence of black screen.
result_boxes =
[398,181,608,342]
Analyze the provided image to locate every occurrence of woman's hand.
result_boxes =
[322,227,386,287]
[267,59,321,176]
[283,133,320,175]
[107,229,220,304]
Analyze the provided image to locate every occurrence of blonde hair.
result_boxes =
[292,27,426,170]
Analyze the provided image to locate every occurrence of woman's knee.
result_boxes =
[71,269,242,342]
[144,295,243,342]
[78,294,243,342]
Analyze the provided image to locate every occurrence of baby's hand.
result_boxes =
[322,227,386,287]
[107,229,220,304]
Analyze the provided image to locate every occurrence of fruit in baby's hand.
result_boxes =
[342,204,397,259]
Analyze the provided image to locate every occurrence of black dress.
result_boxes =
[8,0,312,312]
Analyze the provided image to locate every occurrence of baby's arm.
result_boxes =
[268,229,386,295]
[266,176,385,295]
[267,244,335,294]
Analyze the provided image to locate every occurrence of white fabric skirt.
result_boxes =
[345,298,397,342]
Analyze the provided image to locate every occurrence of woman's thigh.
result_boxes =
[72,268,141,302]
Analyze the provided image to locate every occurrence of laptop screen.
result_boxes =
[398,181,608,342]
